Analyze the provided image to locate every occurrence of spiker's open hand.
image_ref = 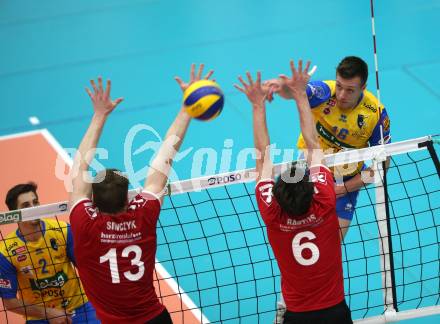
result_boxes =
[278,60,313,100]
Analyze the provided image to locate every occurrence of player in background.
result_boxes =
[0,182,99,324]
[265,56,391,238]
[235,60,352,324]
[69,64,213,324]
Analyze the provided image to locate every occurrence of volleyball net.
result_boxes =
[0,135,439,323]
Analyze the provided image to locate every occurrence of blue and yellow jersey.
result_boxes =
[297,80,391,176]
[0,219,87,321]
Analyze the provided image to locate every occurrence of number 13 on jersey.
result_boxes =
[100,245,145,284]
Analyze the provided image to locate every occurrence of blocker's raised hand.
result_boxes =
[234,71,267,107]
[85,77,123,117]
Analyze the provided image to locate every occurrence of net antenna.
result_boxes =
[370,0,381,105]
[369,0,399,318]
[370,0,386,146]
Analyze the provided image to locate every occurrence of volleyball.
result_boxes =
[183,80,224,121]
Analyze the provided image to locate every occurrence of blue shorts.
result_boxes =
[335,162,367,221]
[336,189,360,221]
[26,301,100,324]
[298,152,360,221]
[296,151,363,221]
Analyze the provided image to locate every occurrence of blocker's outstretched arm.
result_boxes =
[278,60,325,167]
[144,64,214,202]
[235,71,273,182]
[69,78,123,207]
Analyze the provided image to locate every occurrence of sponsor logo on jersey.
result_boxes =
[0,278,12,289]
[54,253,66,261]
[100,231,142,243]
[259,183,273,206]
[311,85,326,99]
[310,172,327,185]
[363,102,377,113]
[7,241,18,251]
[16,246,27,253]
[383,115,390,132]
[20,265,34,275]
[339,114,347,123]
[35,248,44,255]
[286,214,316,226]
[352,129,368,138]
[30,271,68,290]
[12,246,28,256]
[0,211,22,225]
[85,205,98,219]
[323,107,331,115]
[17,254,27,262]
[50,238,59,251]
[328,98,336,107]
[49,226,63,232]
[41,288,66,299]
[316,122,355,149]
[129,196,149,210]
[357,114,365,128]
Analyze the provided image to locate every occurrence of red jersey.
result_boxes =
[255,165,344,312]
[70,192,165,324]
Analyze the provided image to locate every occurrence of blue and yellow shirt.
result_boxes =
[0,219,88,321]
[297,80,391,176]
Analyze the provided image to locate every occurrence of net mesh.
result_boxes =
[1,138,439,323]
[340,147,440,319]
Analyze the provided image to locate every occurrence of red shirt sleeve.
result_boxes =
[309,165,336,216]
[69,198,97,226]
[128,192,162,227]
[255,180,281,224]
[69,199,101,247]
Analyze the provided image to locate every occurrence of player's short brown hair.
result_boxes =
[92,169,129,214]
[336,56,369,86]
[5,182,38,211]
[273,164,314,217]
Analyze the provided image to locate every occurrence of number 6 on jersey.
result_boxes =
[292,231,320,266]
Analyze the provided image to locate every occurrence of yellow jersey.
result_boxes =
[0,219,87,321]
[297,80,391,176]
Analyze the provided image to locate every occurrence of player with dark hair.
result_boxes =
[336,56,369,86]
[91,168,129,214]
[235,60,352,324]
[272,166,314,216]
[0,182,98,324]
[68,64,213,324]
